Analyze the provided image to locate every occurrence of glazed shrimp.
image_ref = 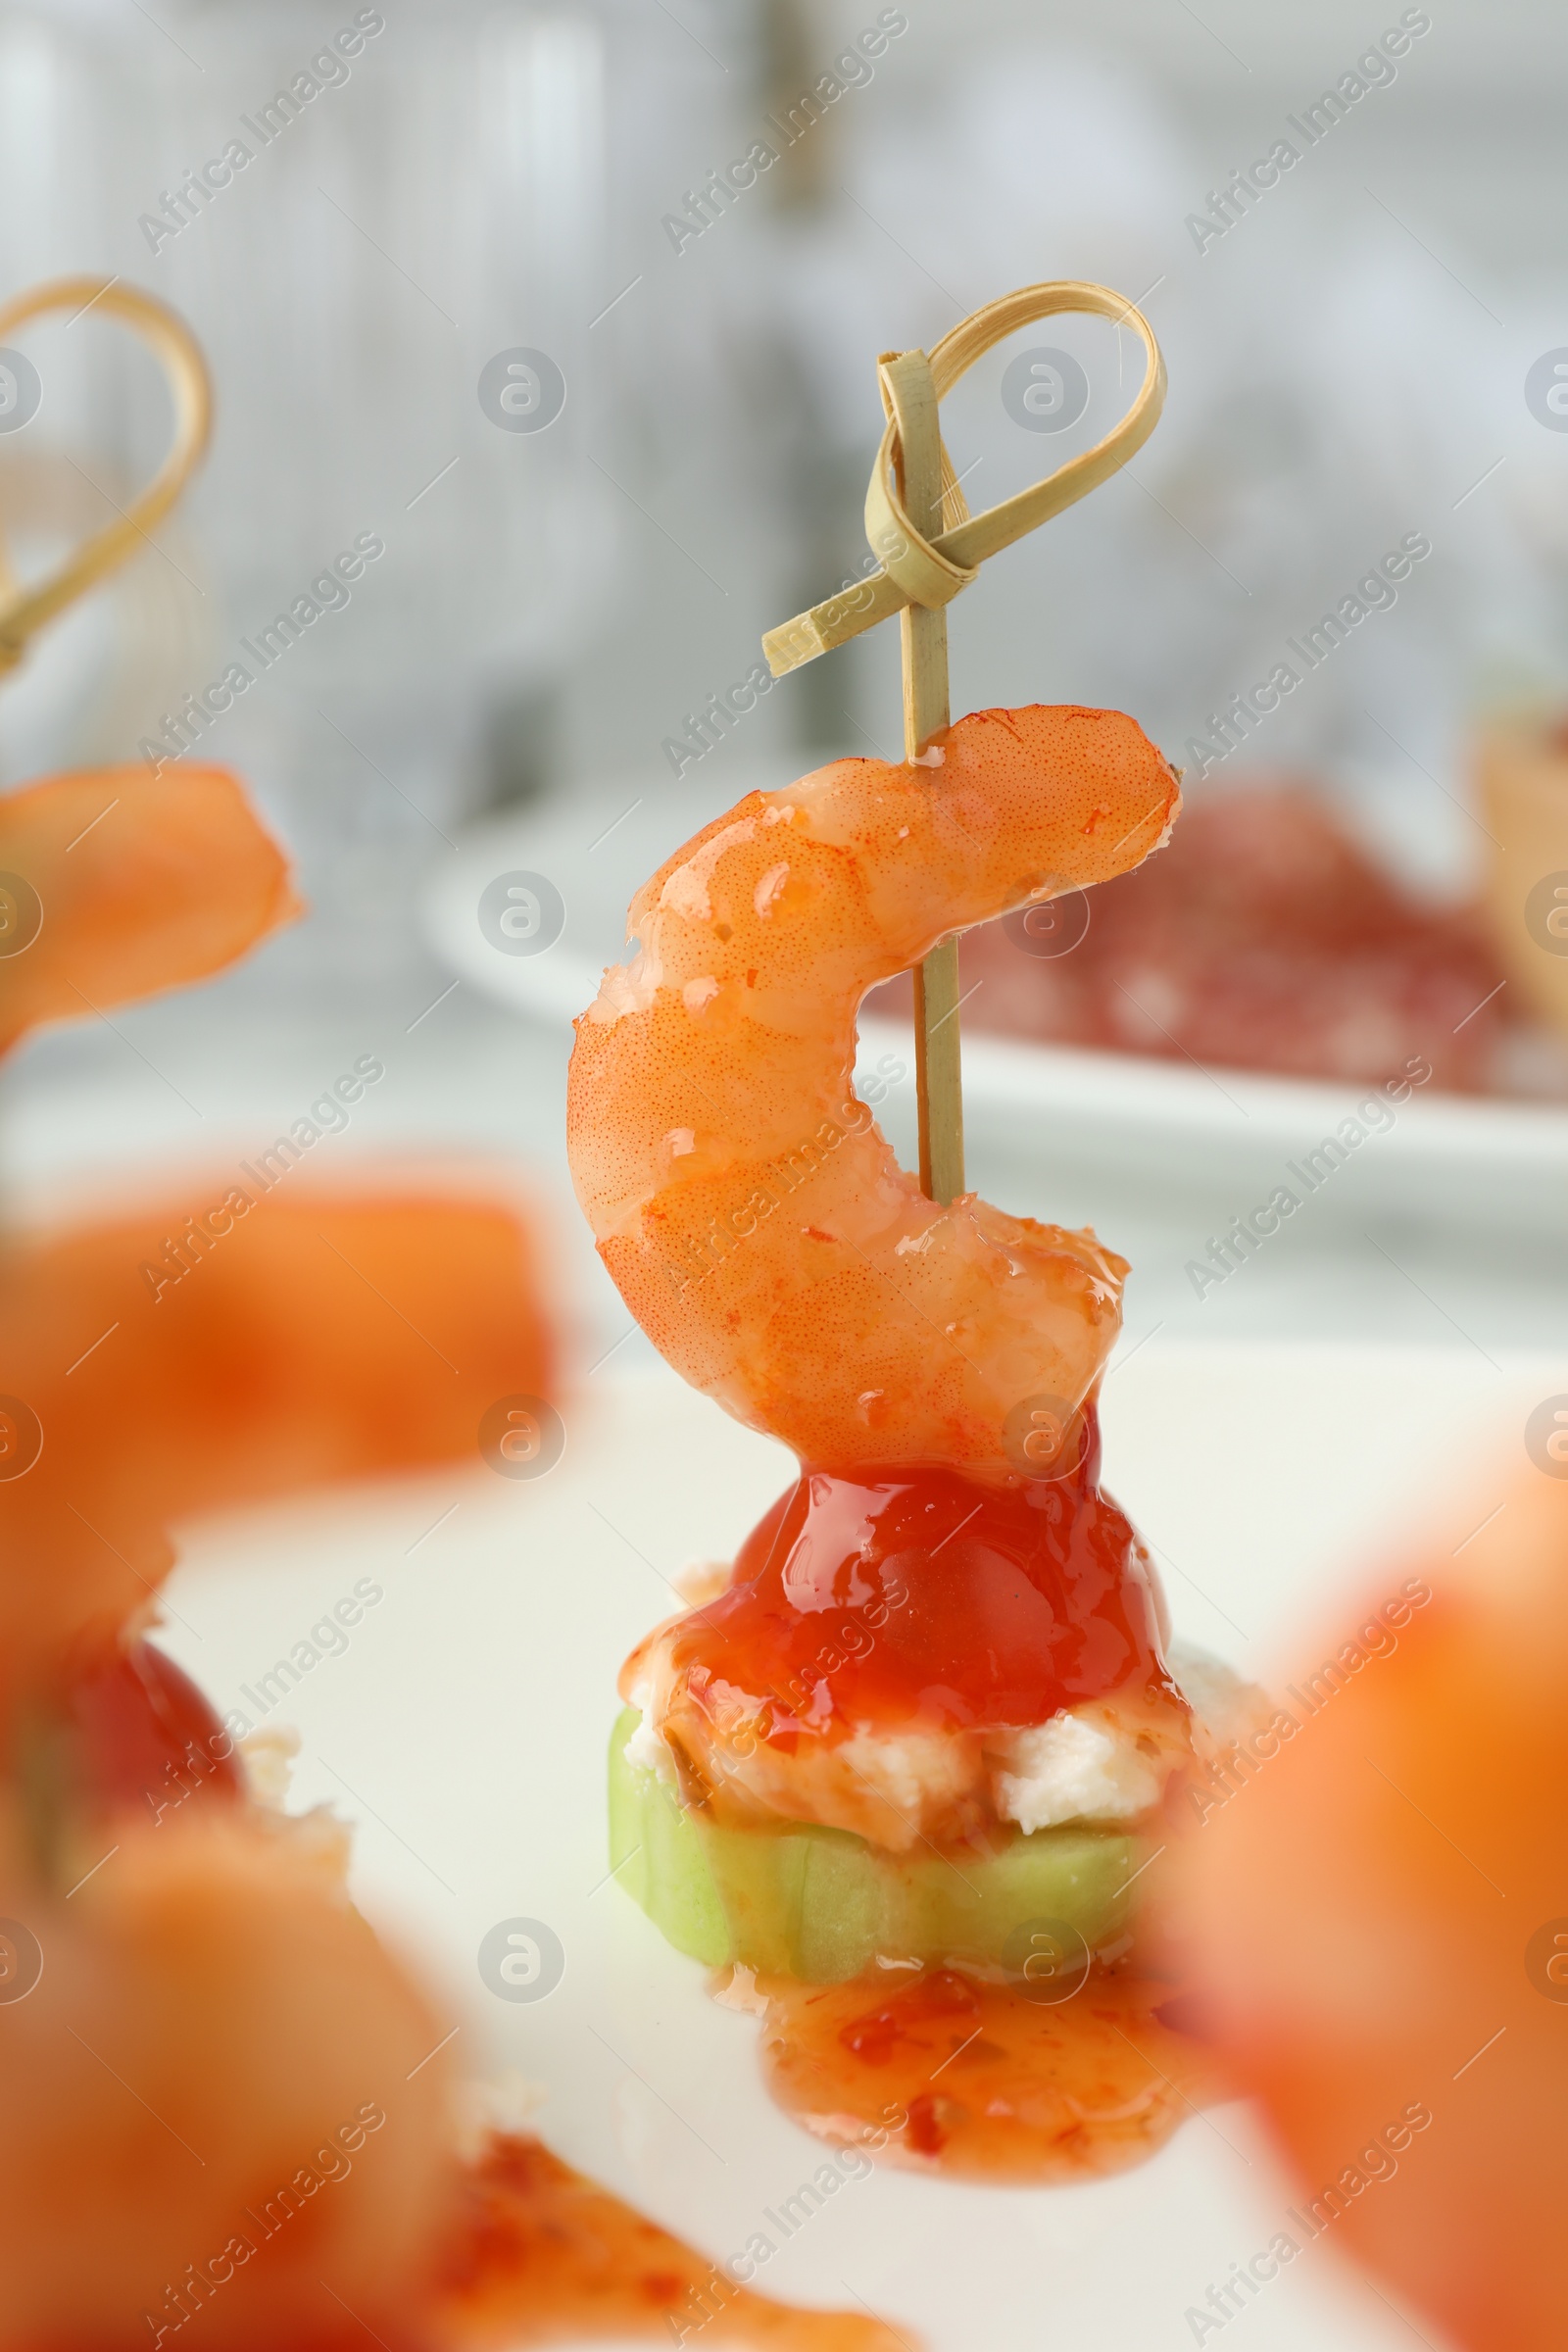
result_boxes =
[567,705,1179,1478]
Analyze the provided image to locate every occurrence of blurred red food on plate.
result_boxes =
[879,784,1508,1093]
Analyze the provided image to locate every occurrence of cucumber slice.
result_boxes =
[608,1707,1142,1984]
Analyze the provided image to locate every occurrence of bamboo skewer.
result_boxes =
[762,278,1166,1204]
[0,276,212,679]
[884,347,965,1203]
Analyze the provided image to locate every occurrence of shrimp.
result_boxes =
[0,1189,556,1723]
[0,762,299,1055]
[0,742,554,1725]
[567,704,1179,1479]
[1180,1469,1568,2352]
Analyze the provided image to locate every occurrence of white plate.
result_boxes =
[423,775,1568,1239]
[160,1339,1559,2351]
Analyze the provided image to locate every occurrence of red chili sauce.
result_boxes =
[66,1639,244,1822]
[662,1406,1175,1740]
[756,1958,1222,2185]
[436,2133,904,2347]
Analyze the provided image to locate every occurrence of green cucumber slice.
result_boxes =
[608,1707,1142,1984]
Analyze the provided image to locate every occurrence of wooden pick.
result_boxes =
[881,348,965,1203]
[760,278,1165,1206]
[0,276,212,678]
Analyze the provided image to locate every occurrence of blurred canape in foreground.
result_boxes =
[0,1794,907,2350]
[1178,1461,1568,2351]
[0,760,905,2350]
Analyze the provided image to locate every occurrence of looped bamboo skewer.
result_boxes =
[761,278,1166,1205]
[0,277,212,677]
[763,279,1165,679]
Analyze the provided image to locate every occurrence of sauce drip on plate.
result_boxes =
[755,1960,1221,2183]
[663,1408,1174,1739]
[436,2133,906,2347]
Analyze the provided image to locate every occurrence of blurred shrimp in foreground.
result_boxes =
[1179,1460,1568,2352]
[0,763,557,1722]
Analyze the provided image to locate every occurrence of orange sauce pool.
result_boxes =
[753,1960,1223,2183]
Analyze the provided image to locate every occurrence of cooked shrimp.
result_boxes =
[0,763,299,1055]
[0,1190,555,1725]
[1181,1470,1568,2352]
[567,705,1179,1479]
[0,762,556,1724]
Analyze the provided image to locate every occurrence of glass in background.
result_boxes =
[0,0,609,1012]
